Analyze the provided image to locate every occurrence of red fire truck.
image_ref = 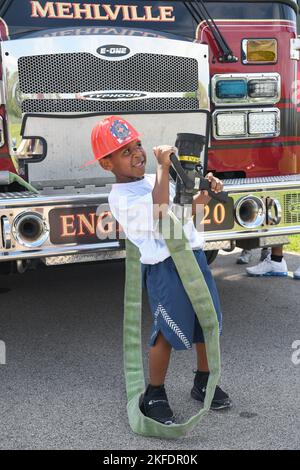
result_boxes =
[0,0,300,272]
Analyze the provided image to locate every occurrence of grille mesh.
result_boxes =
[22,97,199,113]
[223,175,300,185]
[284,193,300,224]
[18,52,198,94]
[0,192,39,199]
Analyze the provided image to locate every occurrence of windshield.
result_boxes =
[0,1,297,39]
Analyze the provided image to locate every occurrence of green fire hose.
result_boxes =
[0,171,39,194]
[124,209,221,438]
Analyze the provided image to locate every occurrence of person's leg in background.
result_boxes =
[236,249,252,264]
[236,247,271,265]
[246,245,288,276]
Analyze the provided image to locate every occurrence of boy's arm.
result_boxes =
[152,145,176,220]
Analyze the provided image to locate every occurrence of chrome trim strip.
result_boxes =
[0,117,5,147]
[267,197,282,225]
[290,38,300,60]
[223,178,300,192]
[42,249,126,265]
[0,241,121,261]
[0,80,5,106]
[1,216,12,249]
[204,225,300,242]
[0,192,110,208]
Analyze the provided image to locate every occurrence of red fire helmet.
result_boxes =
[86,115,141,165]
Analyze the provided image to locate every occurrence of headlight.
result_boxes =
[215,113,246,137]
[212,73,280,105]
[213,108,280,140]
[248,111,278,135]
[248,79,278,98]
[216,79,247,99]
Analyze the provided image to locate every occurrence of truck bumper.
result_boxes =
[203,174,300,247]
[1,174,300,265]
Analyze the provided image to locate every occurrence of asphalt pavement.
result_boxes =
[0,249,299,450]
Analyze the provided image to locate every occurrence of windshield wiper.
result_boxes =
[183,1,238,63]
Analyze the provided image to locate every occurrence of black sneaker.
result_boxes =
[191,371,232,410]
[139,384,175,425]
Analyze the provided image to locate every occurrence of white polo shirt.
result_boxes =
[108,173,204,264]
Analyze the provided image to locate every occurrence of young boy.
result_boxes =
[91,115,232,425]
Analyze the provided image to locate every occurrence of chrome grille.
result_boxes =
[22,97,199,113]
[18,52,198,94]
[284,193,300,224]
[2,34,209,162]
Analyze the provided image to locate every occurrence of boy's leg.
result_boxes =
[140,333,175,425]
[195,342,209,372]
[149,332,172,385]
[192,342,232,410]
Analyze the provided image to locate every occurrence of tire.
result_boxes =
[205,249,218,265]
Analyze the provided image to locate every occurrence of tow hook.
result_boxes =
[16,259,32,274]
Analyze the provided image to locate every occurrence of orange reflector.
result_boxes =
[243,39,277,64]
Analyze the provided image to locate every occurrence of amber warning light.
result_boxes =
[242,39,277,64]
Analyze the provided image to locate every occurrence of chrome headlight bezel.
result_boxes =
[212,107,280,140]
[211,73,280,106]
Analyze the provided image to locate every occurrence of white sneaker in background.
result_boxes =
[293,266,300,279]
[260,247,272,261]
[246,257,288,277]
[236,249,252,264]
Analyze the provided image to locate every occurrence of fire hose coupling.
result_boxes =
[12,211,49,248]
[169,133,229,205]
[234,196,282,228]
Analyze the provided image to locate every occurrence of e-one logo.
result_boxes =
[97,45,130,57]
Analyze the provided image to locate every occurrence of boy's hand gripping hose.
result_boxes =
[169,132,229,206]
[124,209,221,438]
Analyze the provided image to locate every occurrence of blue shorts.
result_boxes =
[141,249,222,350]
